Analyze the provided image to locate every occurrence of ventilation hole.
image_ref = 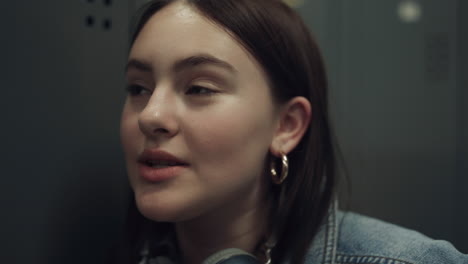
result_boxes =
[85,16,95,27]
[104,0,112,6]
[103,19,112,30]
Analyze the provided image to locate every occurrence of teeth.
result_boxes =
[152,164,170,168]
[158,161,178,166]
[146,160,178,167]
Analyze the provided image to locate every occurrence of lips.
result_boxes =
[137,149,189,182]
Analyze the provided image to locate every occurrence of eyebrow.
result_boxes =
[173,54,237,74]
[125,54,237,74]
[126,59,152,73]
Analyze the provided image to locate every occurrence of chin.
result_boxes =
[134,191,199,223]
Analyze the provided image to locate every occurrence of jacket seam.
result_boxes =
[322,200,338,264]
[321,216,329,264]
[335,253,414,264]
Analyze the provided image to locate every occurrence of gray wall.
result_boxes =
[0,0,466,263]
[1,0,130,263]
[456,0,468,250]
[297,0,467,252]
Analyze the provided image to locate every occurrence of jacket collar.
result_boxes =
[141,201,340,264]
[303,200,338,264]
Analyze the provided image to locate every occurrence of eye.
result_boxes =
[186,85,217,96]
[126,84,150,96]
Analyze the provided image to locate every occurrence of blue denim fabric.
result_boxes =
[143,202,468,264]
[305,203,468,264]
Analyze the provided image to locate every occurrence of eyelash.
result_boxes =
[125,84,218,97]
[126,85,149,96]
[185,85,217,96]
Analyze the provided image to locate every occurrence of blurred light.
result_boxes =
[398,0,422,23]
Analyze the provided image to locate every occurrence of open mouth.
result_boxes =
[137,149,188,182]
[143,159,185,169]
[138,149,189,171]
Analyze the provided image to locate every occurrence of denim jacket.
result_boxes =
[305,202,468,264]
[142,203,468,264]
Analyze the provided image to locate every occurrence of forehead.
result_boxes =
[129,1,258,73]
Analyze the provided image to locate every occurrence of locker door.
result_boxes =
[1,0,130,263]
[296,0,467,252]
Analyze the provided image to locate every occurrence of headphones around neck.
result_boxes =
[202,248,259,264]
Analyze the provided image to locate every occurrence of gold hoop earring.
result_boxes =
[270,153,288,184]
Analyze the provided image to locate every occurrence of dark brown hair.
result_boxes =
[113,0,337,263]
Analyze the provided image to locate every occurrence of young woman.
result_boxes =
[114,0,468,263]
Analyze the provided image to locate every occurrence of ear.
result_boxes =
[270,96,311,156]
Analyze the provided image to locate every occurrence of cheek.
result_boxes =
[120,105,142,171]
[120,111,134,151]
[120,103,139,142]
[184,99,276,181]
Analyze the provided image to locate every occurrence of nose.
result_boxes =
[138,88,179,139]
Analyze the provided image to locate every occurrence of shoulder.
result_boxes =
[332,211,468,264]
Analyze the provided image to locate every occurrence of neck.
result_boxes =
[175,196,271,264]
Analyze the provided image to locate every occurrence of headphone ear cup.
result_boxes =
[202,248,259,264]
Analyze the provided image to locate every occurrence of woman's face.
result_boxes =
[121,2,279,222]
